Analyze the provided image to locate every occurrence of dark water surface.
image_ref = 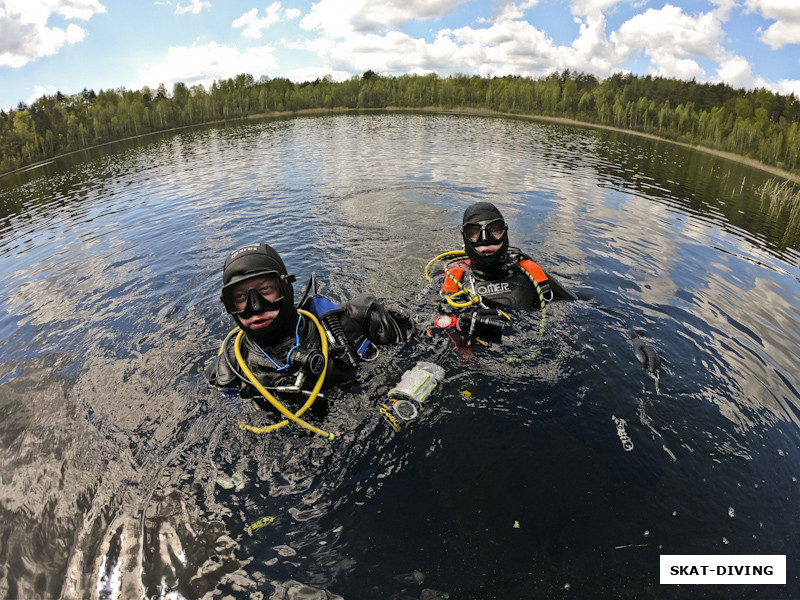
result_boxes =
[1,113,799,599]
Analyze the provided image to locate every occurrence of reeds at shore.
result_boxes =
[758,178,800,236]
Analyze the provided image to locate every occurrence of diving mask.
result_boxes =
[462,218,507,244]
[221,271,287,317]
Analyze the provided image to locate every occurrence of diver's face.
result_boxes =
[474,242,503,255]
[230,275,282,330]
[463,218,506,256]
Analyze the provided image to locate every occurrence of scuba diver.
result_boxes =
[425,201,578,345]
[205,243,416,438]
[437,201,578,309]
[426,202,660,372]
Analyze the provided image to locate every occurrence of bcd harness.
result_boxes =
[221,308,335,440]
[219,294,375,441]
[437,253,552,310]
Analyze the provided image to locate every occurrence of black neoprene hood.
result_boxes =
[220,243,297,345]
[462,202,510,276]
[222,244,288,289]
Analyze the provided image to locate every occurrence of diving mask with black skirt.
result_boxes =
[220,244,298,345]
[461,202,510,277]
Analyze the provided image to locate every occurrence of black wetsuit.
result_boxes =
[205,293,413,413]
[441,249,577,310]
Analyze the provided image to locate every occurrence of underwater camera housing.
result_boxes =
[388,361,446,421]
[459,308,506,343]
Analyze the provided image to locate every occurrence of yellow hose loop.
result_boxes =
[233,309,335,440]
[445,290,480,309]
[430,250,482,307]
[219,327,240,356]
[424,250,467,282]
[445,269,481,307]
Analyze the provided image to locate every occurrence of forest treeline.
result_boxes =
[2,70,799,176]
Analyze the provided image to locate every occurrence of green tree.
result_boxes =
[2,70,799,176]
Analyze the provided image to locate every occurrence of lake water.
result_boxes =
[1,112,798,599]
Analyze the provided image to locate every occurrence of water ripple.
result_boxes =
[1,113,799,598]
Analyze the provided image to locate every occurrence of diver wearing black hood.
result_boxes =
[206,243,416,412]
[219,243,299,346]
[431,203,661,373]
[443,201,578,310]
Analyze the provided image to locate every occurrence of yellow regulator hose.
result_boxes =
[425,250,482,308]
[424,249,467,283]
[231,308,335,440]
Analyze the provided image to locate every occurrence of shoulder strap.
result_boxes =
[518,258,548,284]
[441,267,466,293]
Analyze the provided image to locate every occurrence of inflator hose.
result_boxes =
[227,309,334,440]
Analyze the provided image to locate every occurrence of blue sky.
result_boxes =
[1,0,799,112]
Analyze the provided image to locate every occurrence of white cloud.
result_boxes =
[745,0,800,49]
[570,0,624,17]
[612,5,727,79]
[491,0,540,22]
[286,65,349,83]
[767,78,800,95]
[53,0,106,20]
[28,83,58,104]
[233,7,278,38]
[175,0,210,15]
[233,2,298,39]
[0,0,105,68]
[300,0,467,37]
[759,20,800,50]
[566,12,616,72]
[719,54,800,95]
[303,25,515,79]
[135,42,278,90]
[299,14,626,82]
[709,0,738,21]
[745,0,800,21]
[716,55,754,88]
[310,31,429,75]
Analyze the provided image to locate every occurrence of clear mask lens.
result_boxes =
[463,219,506,244]
[222,273,284,316]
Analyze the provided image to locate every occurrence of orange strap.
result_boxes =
[441,267,466,293]
[519,259,548,284]
[441,259,548,292]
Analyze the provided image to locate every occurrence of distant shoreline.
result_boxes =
[6,106,800,184]
[516,112,800,184]
[266,107,800,184]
